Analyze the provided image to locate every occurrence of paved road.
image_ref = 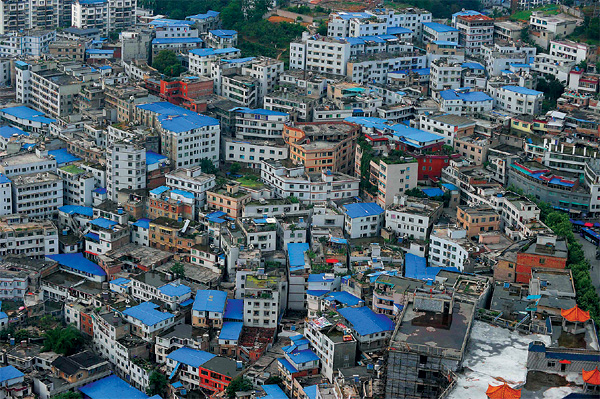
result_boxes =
[575,235,600,296]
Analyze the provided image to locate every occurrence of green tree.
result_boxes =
[264,375,283,385]
[147,371,167,397]
[14,329,29,342]
[200,158,217,174]
[229,162,242,175]
[152,50,185,77]
[39,315,57,330]
[170,262,185,278]
[316,20,328,36]
[226,376,253,398]
[53,392,82,399]
[221,0,244,29]
[42,325,84,355]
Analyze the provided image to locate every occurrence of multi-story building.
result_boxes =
[222,137,288,169]
[0,30,56,57]
[148,185,195,221]
[241,57,284,103]
[439,88,494,116]
[186,10,220,32]
[49,40,86,61]
[165,167,216,214]
[205,29,237,49]
[430,58,463,93]
[230,107,289,140]
[369,156,419,207]
[188,47,241,77]
[342,202,384,239]
[422,22,459,44]
[242,274,280,328]
[84,217,129,257]
[72,0,135,36]
[416,113,476,146]
[131,272,192,311]
[283,121,359,175]
[206,182,252,219]
[122,301,176,342]
[135,102,220,169]
[0,0,30,33]
[106,141,146,202]
[192,289,227,328]
[549,39,588,64]
[385,195,443,240]
[455,14,494,56]
[429,227,472,272]
[261,160,360,204]
[11,171,63,219]
[0,214,58,258]
[56,164,96,206]
[488,85,543,116]
[515,234,567,283]
[456,205,500,238]
[149,217,201,254]
[221,74,259,108]
[0,174,11,216]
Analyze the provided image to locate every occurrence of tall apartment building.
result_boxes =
[0,0,30,33]
[0,30,56,57]
[230,107,289,140]
[165,167,216,213]
[242,274,281,329]
[0,174,11,215]
[56,164,96,206]
[72,0,135,36]
[0,214,58,258]
[135,102,220,169]
[241,57,284,103]
[15,61,84,118]
[11,171,63,219]
[369,157,419,207]
[106,141,146,202]
[188,47,241,77]
[455,14,494,56]
[488,85,544,116]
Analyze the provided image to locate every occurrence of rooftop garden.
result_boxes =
[235,175,264,189]
[510,4,559,21]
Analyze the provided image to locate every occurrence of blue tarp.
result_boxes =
[338,306,395,336]
[287,243,310,271]
[422,188,445,198]
[224,299,244,320]
[0,126,29,139]
[47,253,106,276]
[89,218,118,230]
[146,150,168,165]
[193,290,227,313]
[262,384,290,399]
[48,148,81,166]
[132,218,151,229]
[167,347,215,368]
[59,205,93,217]
[329,237,347,245]
[79,375,149,399]
[343,202,384,219]
[219,321,243,341]
[110,277,130,287]
[325,291,363,306]
[159,283,191,297]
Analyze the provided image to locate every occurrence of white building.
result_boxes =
[11,172,63,219]
[106,141,146,202]
[221,74,259,108]
[0,214,58,258]
[223,137,288,169]
[261,160,360,204]
[231,107,289,140]
[429,227,471,271]
[531,53,574,84]
[165,167,216,214]
[72,0,135,36]
[0,30,56,57]
[385,195,442,241]
[241,57,284,103]
[489,85,543,116]
[430,58,463,92]
[205,29,237,49]
[0,174,11,215]
[455,14,494,56]
[342,202,384,239]
[549,40,588,64]
[242,274,280,328]
[188,47,241,76]
[422,22,459,44]
[56,164,96,206]
[121,301,176,342]
[290,34,351,75]
[85,217,129,256]
[131,272,192,311]
[438,88,494,116]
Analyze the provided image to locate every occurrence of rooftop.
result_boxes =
[122,302,174,326]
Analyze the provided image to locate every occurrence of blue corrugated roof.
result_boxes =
[338,306,394,336]
[193,290,227,313]
[502,85,542,96]
[461,62,485,70]
[325,291,362,306]
[219,321,243,341]
[152,37,203,44]
[123,302,174,326]
[93,187,107,194]
[210,29,237,38]
[48,148,81,166]
[79,375,148,399]
[452,10,482,17]
[187,10,220,20]
[262,385,290,399]
[306,290,330,297]
[287,243,310,271]
[304,385,318,399]
[389,67,430,76]
[90,218,118,230]
[308,273,335,283]
[0,366,23,383]
[137,102,219,134]
[223,57,255,64]
[59,205,93,217]
[146,150,168,165]
[0,174,8,185]
[337,11,371,20]
[0,126,29,139]
[86,49,114,55]
[149,186,170,196]
[47,253,107,276]
[231,107,288,117]
[441,183,459,191]
[149,18,195,27]
[404,253,459,280]
[159,283,191,297]
[171,189,194,199]
[432,40,459,46]
[439,89,493,102]
[389,124,444,145]
[181,298,194,306]
[288,349,319,365]
[132,218,151,229]
[387,26,413,35]
[84,232,100,241]
[423,22,458,33]
[189,47,240,57]
[0,106,55,124]
[224,298,243,320]
[343,202,384,219]
[422,188,444,197]
[167,347,215,367]
[278,358,298,374]
[110,277,130,287]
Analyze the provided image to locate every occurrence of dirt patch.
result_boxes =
[524,371,569,391]
[268,16,295,23]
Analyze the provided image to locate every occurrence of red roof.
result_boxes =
[559,359,571,364]
[583,368,600,385]
[561,304,590,323]
[486,383,522,399]
[325,258,339,264]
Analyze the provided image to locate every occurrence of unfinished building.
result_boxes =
[385,288,476,398]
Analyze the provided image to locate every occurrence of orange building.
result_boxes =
[515,235,568,283]
[283,121,359,175]
[457,206,501,238]
[149,217,201,255]
[159,76,214,112]
[206,183,252,219]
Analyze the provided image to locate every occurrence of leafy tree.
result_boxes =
[40,315,57,330]
[170,262,185,278]
[53,393,82,399]
[229,162,242,175]
[14,329,29,342]
[221,0,244,29]
[264,375,283,385]
[405,188,426,198]
[152,50,185,77]
[42,325,84,355]
[200,158,218,174]
[147,371,167,397]
[536,76,564,113]
[226,376,253,398]
[316,20,328,36]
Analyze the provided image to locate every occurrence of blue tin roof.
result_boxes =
[423,22,458,33]
[132,218,151,229]
[422,188,445,197]
[308,273,335,283]
[0,174,8,185]
[224,298,244,320]
[432,40,459,46]
[338,306,395,336]
[152,37,203,44]
[123,302,174,326]
[343,202,384,219]
[461,62,485,70]
[387,26,413,35]
[90,218,118,230]
[137,102,219,134]
[306,290,330,297]
[0,106,55,124]
[193,290,227,313]
[404,253,458,280]
[287,349,319,365]
[171,189,194,199]
[189,47,240,57]
[86,49,114,55]
[210,29,237,38]
[219,321,243,341]
[79,375,148,399]
[502,85,542,96]
[146,150,168,165]
[262,384,290,399]
[0,366,23,383]
[93,187,107,194]
[439,89,493,102]
[231,107,288,117]
[304,385,318,399]
[110,277,130,287]
[287,242,310,271]
[47,253,106,276]
[0,126,29,139]
[278,358,298,374]
[149,185,169,196]
[159,283,191,297]
[441,183,459,191]
[187,10,220,20]
[48,148,81,166]
[167,347,215,368]
[59,205,93,217]
[324,291,363,307]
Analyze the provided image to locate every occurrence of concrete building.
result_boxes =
[515,234,567,283]
[429,227,472,272]
[241,57,284,103]
[223,137,288,170]
[456,205,500,238]
[438,88,494,116]
[369,157,419,207]
[242,274,280,328]
[230,107,289,141]
[0,214,58,258]
[549,39,588,64]
[206,182,251,219]
[131,272,192,311]
[165,167,216,214]
[488,85,543,116]
[188,47,241,77]
[417,113,476,146]
[342,202,384,239]
[455,14,494,56]
[106,141,146,202]
[56,164,96,206]
[122,301,176,342]
[385,195,443,241]
[0,29,56,57]
[11,171,63,219]
[422,22,459,44]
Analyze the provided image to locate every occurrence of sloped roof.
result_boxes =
[486,383,521,399]
[561,304,590,323]
[582,367,600,385]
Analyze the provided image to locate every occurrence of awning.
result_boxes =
[584,222,594,227]
[325,258,339,264]
[559,359,571,364]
